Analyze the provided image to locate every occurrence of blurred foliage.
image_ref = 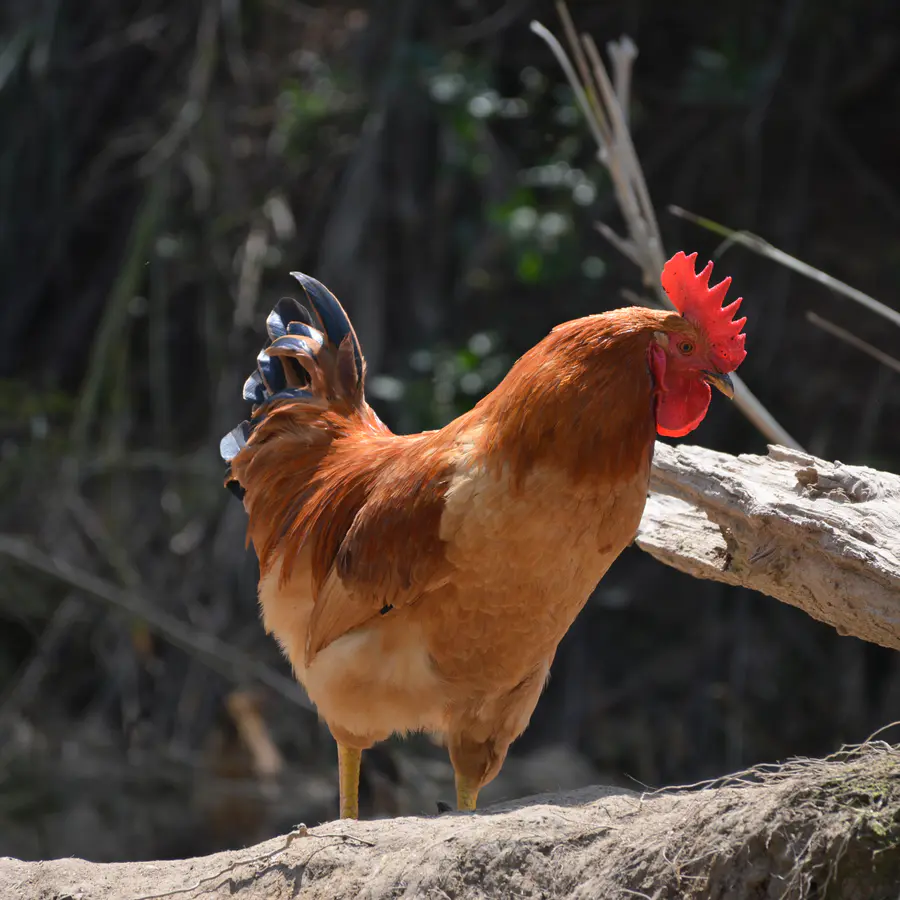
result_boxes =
[0,0,899,864]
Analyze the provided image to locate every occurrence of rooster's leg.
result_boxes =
[448,735,500,813]
[454,773,480,811]
[337,742,361,819]
[448,669,547,813]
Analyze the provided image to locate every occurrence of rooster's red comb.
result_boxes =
[661,251,747,372]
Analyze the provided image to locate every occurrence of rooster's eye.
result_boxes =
[678,340,694,355]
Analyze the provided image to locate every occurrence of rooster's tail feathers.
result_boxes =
[220,273,365,499]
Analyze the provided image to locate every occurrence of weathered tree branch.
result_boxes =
[639,443,900,651]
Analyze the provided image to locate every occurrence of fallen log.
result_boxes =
[3,741,898,900]
[639,443,900,651]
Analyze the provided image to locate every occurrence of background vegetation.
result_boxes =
[0,0,898,863]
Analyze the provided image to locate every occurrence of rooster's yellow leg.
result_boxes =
[338,743,361,819]
[455,773,480,811]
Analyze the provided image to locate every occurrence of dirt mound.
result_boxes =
[4,740,899,900]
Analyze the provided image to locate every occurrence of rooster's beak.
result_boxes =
[703,370,735,399]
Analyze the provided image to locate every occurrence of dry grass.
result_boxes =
[637,736,900,899]
[530,3,802,451]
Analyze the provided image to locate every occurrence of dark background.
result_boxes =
[1,0,898,863]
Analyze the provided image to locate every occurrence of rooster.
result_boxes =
[221,251,747,819]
